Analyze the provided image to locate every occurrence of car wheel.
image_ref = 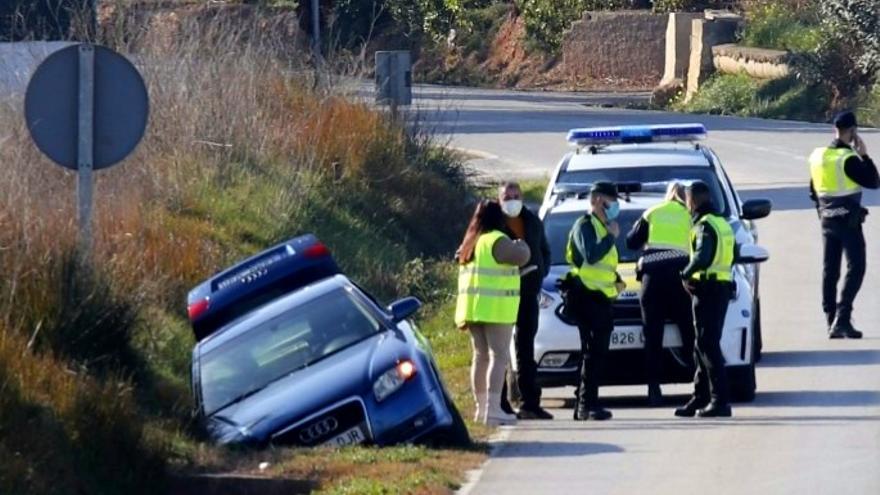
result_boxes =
[753,299,763,362]
[728,364,756,403]
[426,389,471,448]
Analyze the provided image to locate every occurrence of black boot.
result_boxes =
[674,396,708,418]
[697,401,732,418]
[830,315,863,339]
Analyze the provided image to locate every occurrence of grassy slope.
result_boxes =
[0,10,489,493]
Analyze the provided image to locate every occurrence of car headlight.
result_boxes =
[373,360,417,402]
[539,290,555,310]
[539,352,571,368]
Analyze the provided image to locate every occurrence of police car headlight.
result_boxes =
[539,353,571,368]
[373,360,417,402]
[539,290,555,310]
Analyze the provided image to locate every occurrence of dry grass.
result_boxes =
[0,5,479,494]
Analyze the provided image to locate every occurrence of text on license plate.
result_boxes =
[609,325,683,350]
[324,426,366,447]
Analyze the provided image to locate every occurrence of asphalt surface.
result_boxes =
[413,86,880,495]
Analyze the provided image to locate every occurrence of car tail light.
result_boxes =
[188,297,210,321]
[303,242,330,259]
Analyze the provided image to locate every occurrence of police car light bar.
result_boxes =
[566,124,707,146]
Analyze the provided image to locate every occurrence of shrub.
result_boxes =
[678,73,758,115]
[651,0,723,13]
[792,0,880,108]
[515,0,649,52]
[740,2,822,52]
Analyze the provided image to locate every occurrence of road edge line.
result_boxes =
[455,425,515,495]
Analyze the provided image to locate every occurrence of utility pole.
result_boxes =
[311,0,322,85]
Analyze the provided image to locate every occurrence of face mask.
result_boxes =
[605,201,620,220]
[501,199,523,218]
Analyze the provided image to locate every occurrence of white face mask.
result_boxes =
[501,199,523,217]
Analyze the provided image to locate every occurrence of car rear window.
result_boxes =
[199,288,382,415]
[558,166,728,216]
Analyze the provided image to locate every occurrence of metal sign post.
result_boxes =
[24,43,149,263]
[77,44,95,256]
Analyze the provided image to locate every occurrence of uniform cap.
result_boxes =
[833,111,857,129]
[591,181,620,199]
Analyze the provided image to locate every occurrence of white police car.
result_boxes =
[523,124,772,402]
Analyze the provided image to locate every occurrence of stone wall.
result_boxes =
[561,11,669,88]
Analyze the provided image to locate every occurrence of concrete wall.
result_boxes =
[685,16,740,101]
[561,11,669,88]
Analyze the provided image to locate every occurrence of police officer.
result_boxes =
[675,181,736,418]
[809,111,879,339]
[562,181,626,421]
[626,182,694,407]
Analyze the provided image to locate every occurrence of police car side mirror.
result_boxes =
[736,244,769,264]
[741,199,772,220]
[389,297,422,323]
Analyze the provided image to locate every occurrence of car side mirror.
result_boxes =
[388,297,422,323]
[741,198,772,220]
[736,244,769,264]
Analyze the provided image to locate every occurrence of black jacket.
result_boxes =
[501,207,551,294]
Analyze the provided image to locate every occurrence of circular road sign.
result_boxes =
[24,44,149,170]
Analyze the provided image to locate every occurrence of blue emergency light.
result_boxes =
[566,124,707,146]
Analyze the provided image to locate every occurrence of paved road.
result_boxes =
[416,86,880,495]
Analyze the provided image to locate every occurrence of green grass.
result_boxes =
[676,73,831,123]
[740,3,823,53]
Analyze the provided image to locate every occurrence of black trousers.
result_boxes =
[640,269,694,388]
[507,288,542,410]
[690,281,732,405]
[822,221,866,321]
[572,287,614,409]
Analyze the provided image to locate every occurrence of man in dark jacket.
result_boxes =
[498,182,553,420]
[809,111,880,338]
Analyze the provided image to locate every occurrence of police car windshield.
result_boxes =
[545,209,643,266]
[558,166,729,216]
[199,288,382,415]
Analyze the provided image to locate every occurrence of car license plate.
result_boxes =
[323,426,366,447]
[609,325,645,350]
[609,324,684,350]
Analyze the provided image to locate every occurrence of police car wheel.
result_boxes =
[753,299,763,363]
[728,364,756,403]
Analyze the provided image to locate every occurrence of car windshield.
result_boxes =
[545,209,644,266]
[199,288,383,415]
[558,166,729,216]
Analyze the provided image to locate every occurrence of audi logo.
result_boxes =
[299,417,339,443]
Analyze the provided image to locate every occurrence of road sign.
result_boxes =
[375,51,412,110]
[23,43,149,256]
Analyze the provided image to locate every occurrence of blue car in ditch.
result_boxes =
[187,235,468,448]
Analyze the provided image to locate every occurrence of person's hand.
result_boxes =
[853,133,868,157]
[607,221,620,238]
[615,280,627,293]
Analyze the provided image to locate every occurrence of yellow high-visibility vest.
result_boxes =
[809,147,861,198]
[455,230,521,326]
[566,215,619,299]
[643,200,691,252]
[690,214,734,282]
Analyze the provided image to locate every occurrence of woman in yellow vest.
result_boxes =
[455,200,530,426]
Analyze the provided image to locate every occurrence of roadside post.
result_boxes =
[24,43,149,262]
[375,51,412,117]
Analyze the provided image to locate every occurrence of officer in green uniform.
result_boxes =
[675,181,736,418]
[809,111,879,338]
[626,182,694,406]
[561,181,626,421]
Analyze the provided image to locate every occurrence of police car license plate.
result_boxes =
[609,324,684,350]
[323,426,366,447]
[609,325,645,350]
